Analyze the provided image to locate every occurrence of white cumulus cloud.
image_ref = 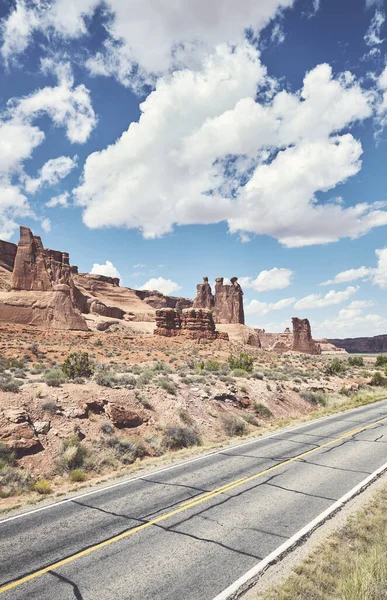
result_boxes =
[45,192,70,208]
[90,260,121,280]
[24,156,77,194]
[320,266,370,285]
[139,277,181,296]
[239,268,294,292]
[245,297,296,316]
[294,286,359,310]
[364,9,385,47]
[74,52,381,247]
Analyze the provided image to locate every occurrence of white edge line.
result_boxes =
[1,399,386,525]
[211,460,387,600]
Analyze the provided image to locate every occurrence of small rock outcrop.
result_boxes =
[0,240,17,272]
[87,298,125,320]
[193,277,215,310]
[292,318,321,355]
[154,308,182,336]
[154,308,228,341]
[135,289,193,311]
[106,402,146,428]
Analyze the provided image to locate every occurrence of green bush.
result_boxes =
[228,353,254,372]
[62,352,94,379]
[0,376,22,393]
[32,479,52,494]
[251,372,264,380]
[162,426,201,450]
[42,401,59,414]
[253,402,272,418]
[324,359,346,376]
[242,414,259,426]
[44,368,66,387]
[94,368,118,387]
[230,368,249,378]
[0,466,32,497]
[300,390,327,406]
[197,360,223,372]
[375,355,387,367]
[69,469,87,482]
[0,443,14,468]
[159,378,177,395]
[370,372,386,386]
[57,436,88,471]
[348,356,364,367]
[100,422,114,435]
[222,416,247,437]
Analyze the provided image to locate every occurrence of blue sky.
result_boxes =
[1,0,387,337]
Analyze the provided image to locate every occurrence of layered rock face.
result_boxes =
[0,227,88,331]
[154,308,182,336]
[193,277,215,310]
[292,318,321,355]
[0,240,17,272]
[328,335,387,353]
[154,308,228,341]
[135,289,193,311]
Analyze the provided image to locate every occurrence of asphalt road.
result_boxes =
[1,400,387,600]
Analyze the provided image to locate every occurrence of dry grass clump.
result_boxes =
[260,486,387,600]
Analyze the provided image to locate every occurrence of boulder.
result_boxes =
[105,403,145,428]
[4,408,28,423]
[33,421,51,435]
[0,421,42,457]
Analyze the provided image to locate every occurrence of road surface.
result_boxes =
[1,400,387,600]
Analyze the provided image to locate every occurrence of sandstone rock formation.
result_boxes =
[193,276,244,324]
[258,330,293,352]
[12,226,71,291]
[0,240,17,272]
[193,277,215,310]
[154,308,182,336]
[154,308,228,341]
[87,298,125,320]
[135,289,193,311]
[292,318,321,355]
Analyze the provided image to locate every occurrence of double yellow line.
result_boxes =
[1,414,386,595]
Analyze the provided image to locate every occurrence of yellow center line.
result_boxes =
[1,414,386,595]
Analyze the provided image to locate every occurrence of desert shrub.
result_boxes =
[42,400,59,414]
[159,378,177,395]
[348,356,364,367]
[251,372,264,380]
[231,368,249,378]
[228,352,254,372]
[324,359,346,376]
[135,370,154,387]
[117,374,136,387]
[370,371,386,386]
[300,390,327,406]
[197,360,223,372]
[0,376,22,393]
[222,416,247,437]
[69,469,87,482]
[0,466,32,497]
[12,368,27,379]
[179,409,194,426]
[28,341,39,356]
[253,402,272,418]
[6,358,25,369]
[153,362,172,373]
[136,394,153,410]
[62,352,94,380]
[375,355,387,367]
[0,443,14,468]
[242,414,259,426]
[219,375,234,384]
[32,479,52,495]
[57,436,88,471]
[162,426,201,450]
[100,421,114,435]
[94,368,118,387]
[107,437,147,464]
[44,368,66,387]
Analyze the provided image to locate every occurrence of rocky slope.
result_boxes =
[328,335,387,353]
